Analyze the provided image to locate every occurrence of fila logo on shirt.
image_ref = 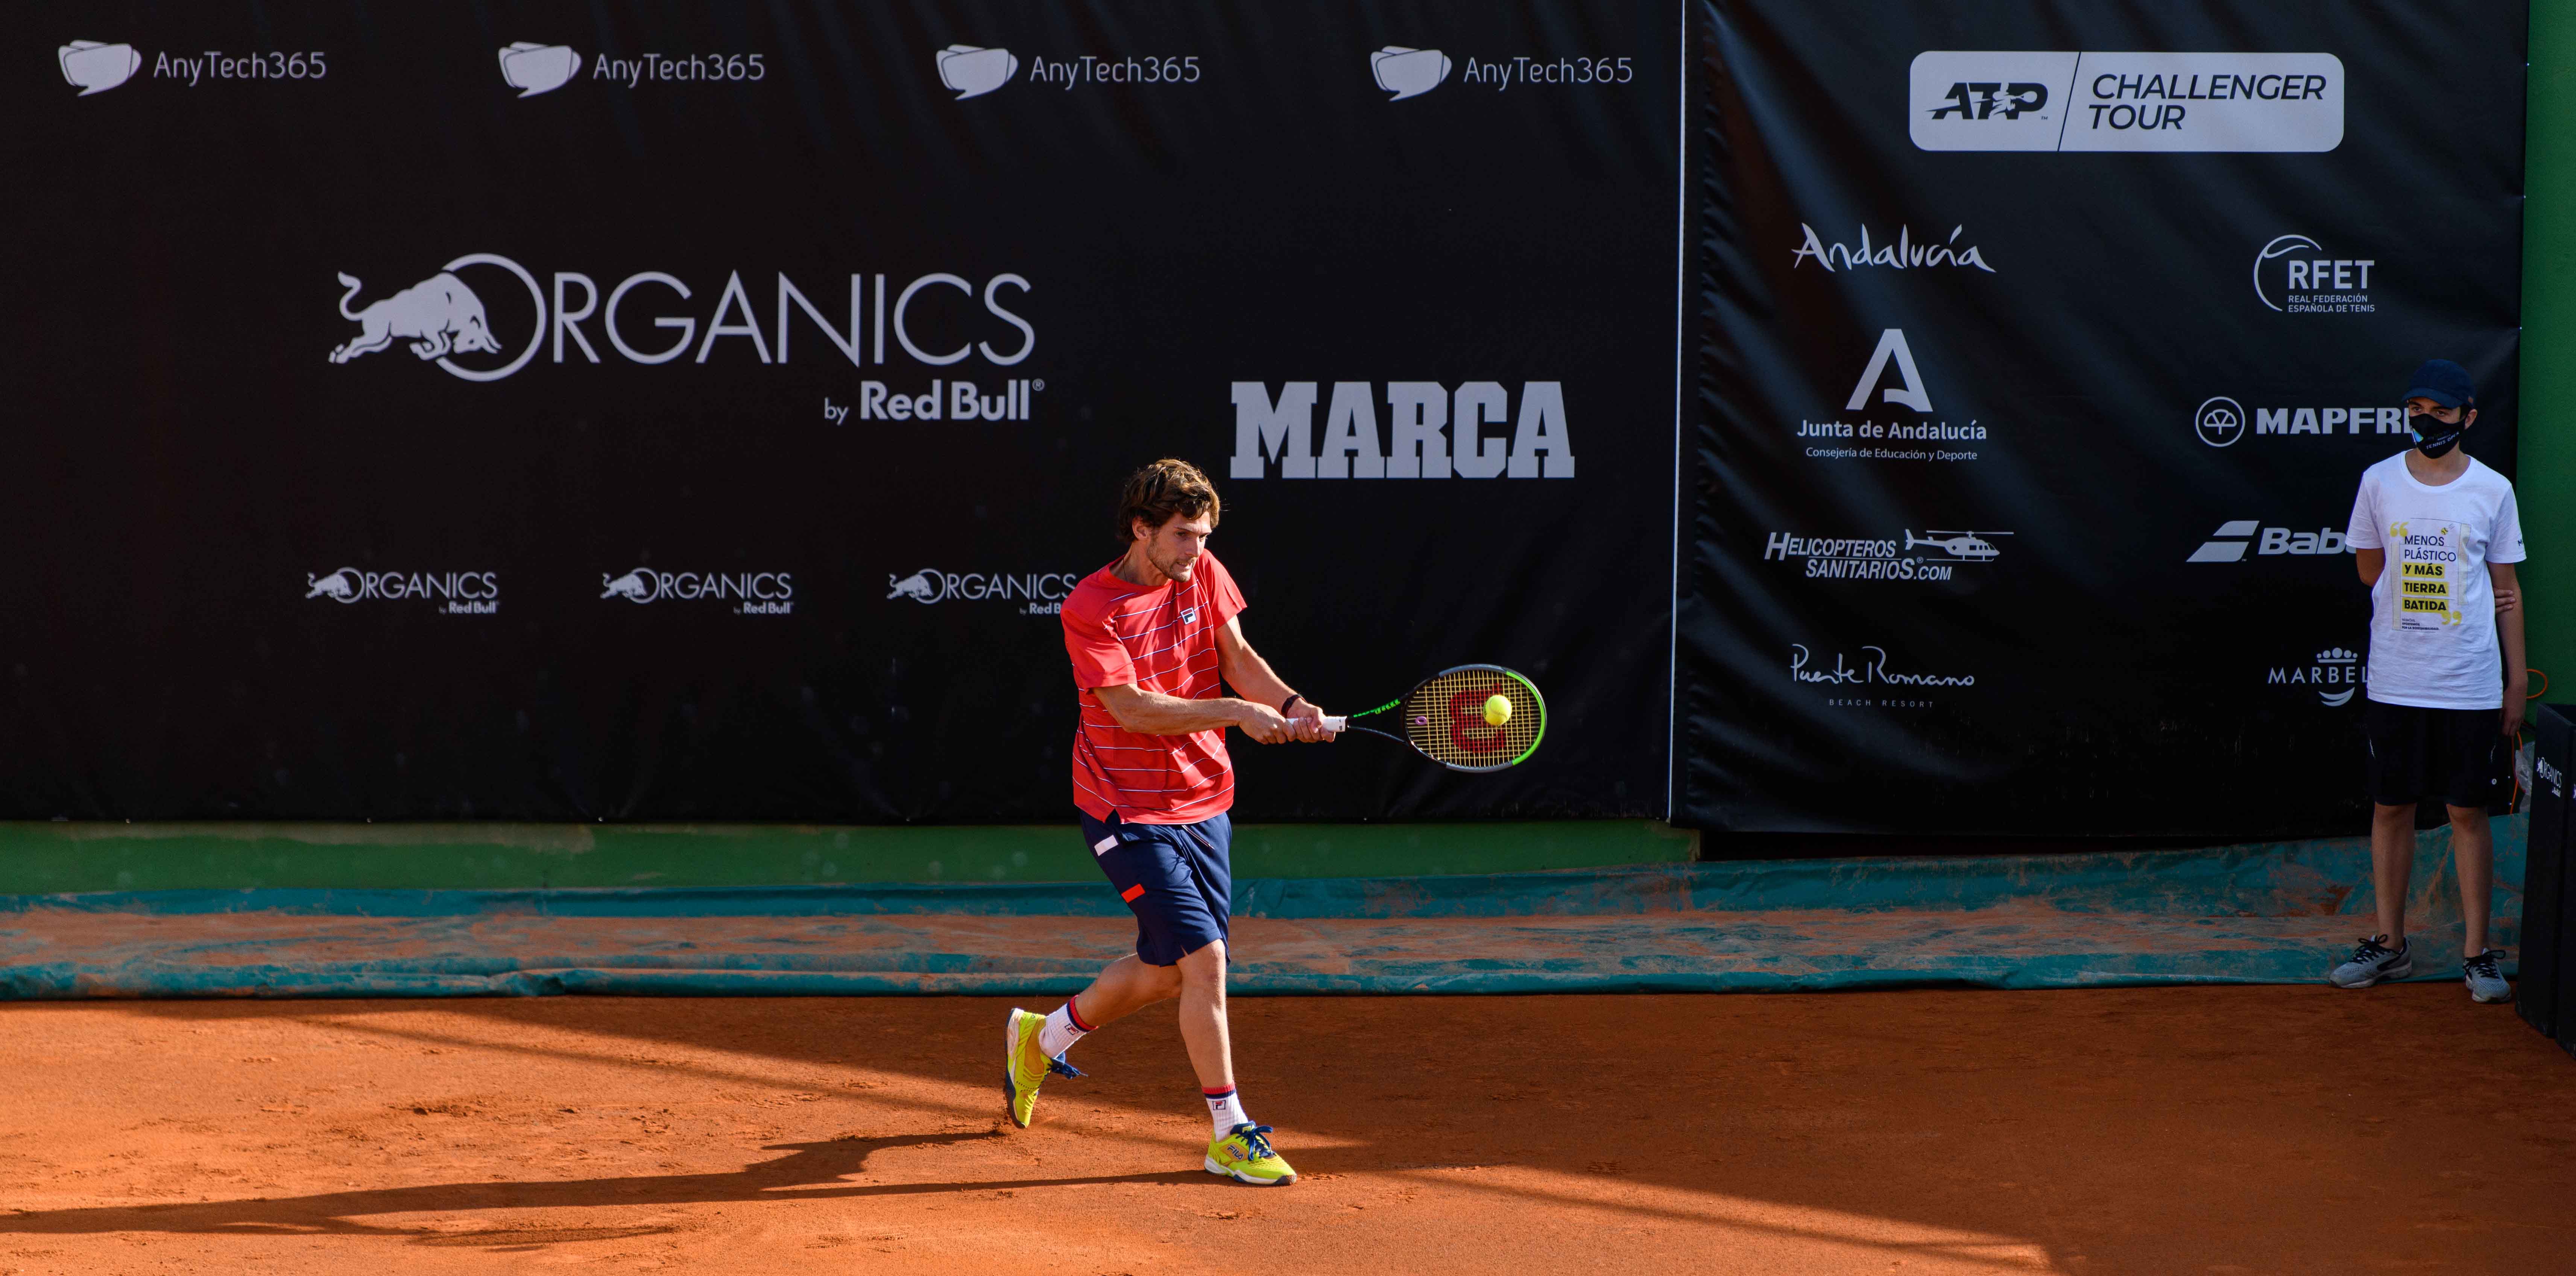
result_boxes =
[2193,396,2408,448]
[1228,382,1575,479]
[2186,520,2345,562]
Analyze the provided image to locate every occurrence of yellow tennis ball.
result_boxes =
[1483,694,1512,727]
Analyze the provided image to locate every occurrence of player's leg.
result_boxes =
[2449,805,2494,955]
[1174,937,1236,1096]
[2446,707,2509,1003]
[2369,801,2417,946]
[2334,701,2420,988]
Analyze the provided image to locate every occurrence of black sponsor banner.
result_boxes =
[3,3,1679,820]
[1681,0,2525,832]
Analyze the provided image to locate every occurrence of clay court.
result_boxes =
[1,986,2568,1274]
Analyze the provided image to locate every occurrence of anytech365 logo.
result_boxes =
[327,254,1034,384]
[305,567,499,614]
[601,568,794,615]
[886,569,1080,615]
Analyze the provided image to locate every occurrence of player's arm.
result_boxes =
[2354,547,2383,587]
[1093,681,1293,743]
[1214,617,1329,742]
[2493,561,2527,737]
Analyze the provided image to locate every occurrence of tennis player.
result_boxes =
[1002,458,1330,1187]
[2329,359,2527,1003]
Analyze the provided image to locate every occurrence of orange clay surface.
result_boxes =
[0,986,2568,1274]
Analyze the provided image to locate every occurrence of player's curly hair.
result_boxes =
[1116,459,1221,543]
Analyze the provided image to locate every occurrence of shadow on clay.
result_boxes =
[0,1131,1208,1243]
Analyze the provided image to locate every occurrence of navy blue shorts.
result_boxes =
[1079,810,1232,967]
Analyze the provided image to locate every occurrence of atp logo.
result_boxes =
[1929,81,2050,120]
[325,255,545,382]
[1370,46,1451,100]
[937,45,1019,99]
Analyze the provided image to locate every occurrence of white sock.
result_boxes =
[1204,1085,1250,1138]
[1038,1002,1092,1059]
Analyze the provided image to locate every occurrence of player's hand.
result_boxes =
[1235,702,1292,744]
[2504,686,2526,739]
[2497,585,2520,614]
[1285,699,1332,743]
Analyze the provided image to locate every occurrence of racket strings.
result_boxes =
[1400,671,1543,770]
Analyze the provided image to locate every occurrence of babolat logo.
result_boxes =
[2267,646,2359,706]
[1229,382,1574,479]
[886,569,1080,615]
[2195,395,2407,448]
[2186,520,2345,563]
[600,568,794,615]
[305,567,499,614]
[327,255,1034,384]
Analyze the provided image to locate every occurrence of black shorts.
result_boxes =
[2362,699,2505,808]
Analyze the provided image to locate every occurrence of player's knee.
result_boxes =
[1180,939,1227,984]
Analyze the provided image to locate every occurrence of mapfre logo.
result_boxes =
[2253,235,2377,314]
[600,568,794,615]
[886,569,1078,615]
[2195,395,2407,448]
[2266,646,2359,706]
[327,255,1034,383]
[305,567,500,615]
[1229,381,1574,479]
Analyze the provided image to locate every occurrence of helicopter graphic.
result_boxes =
[1903,529,2011,561]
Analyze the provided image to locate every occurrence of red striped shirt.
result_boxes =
[1060,551,1247,824]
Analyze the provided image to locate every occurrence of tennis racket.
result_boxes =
[1319,664,1546,772]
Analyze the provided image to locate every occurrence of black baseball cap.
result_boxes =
[2404,359,2475,408]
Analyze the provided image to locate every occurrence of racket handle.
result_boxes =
[1319,715,1346,731]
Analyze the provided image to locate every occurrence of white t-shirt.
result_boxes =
[2345,453,2524,709]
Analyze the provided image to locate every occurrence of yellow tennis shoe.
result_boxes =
[1002,1007,1083,1128]
[1205,1123,1296,1186]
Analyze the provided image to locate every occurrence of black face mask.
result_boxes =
[2409,410,2468,458]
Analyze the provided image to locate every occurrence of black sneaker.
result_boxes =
[2330,934,2413,989]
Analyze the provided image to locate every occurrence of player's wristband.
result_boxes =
[1280,694,1303,715]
